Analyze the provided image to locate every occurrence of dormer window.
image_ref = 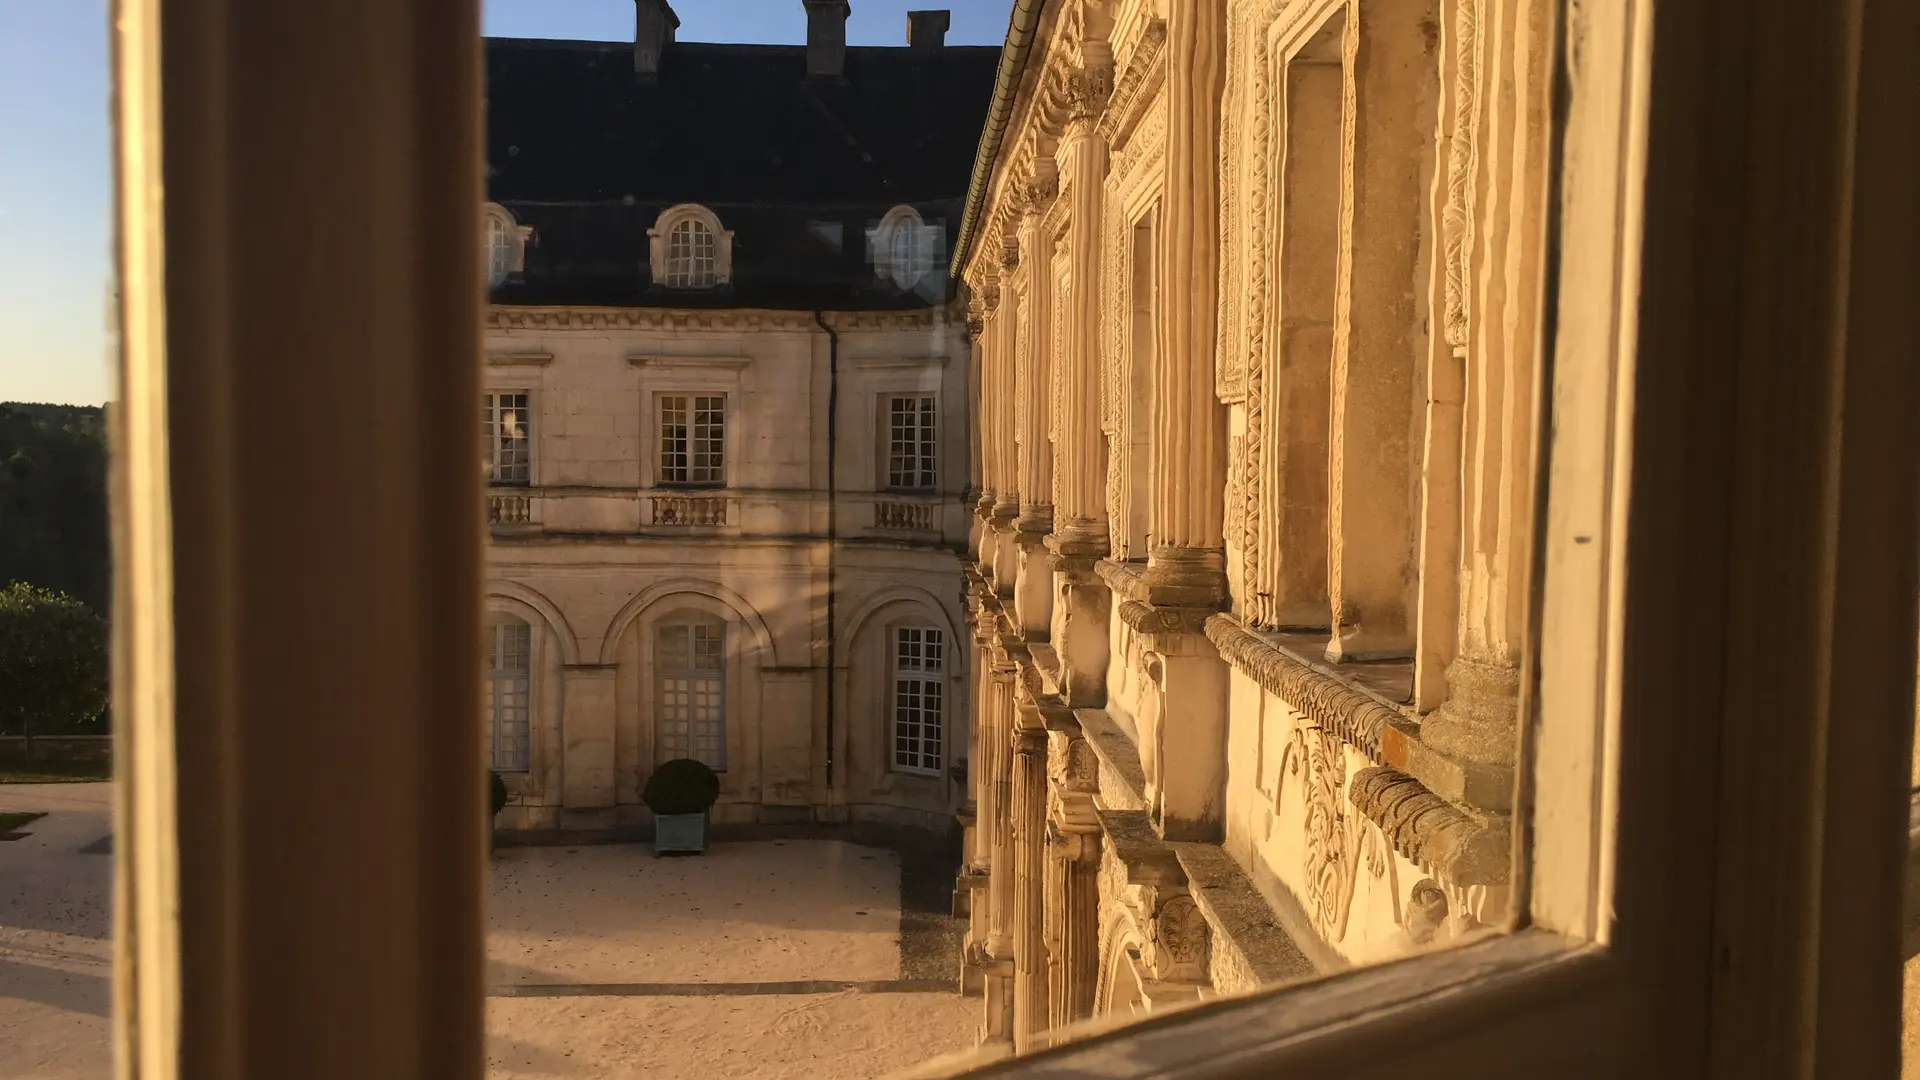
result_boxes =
[870,205,939,291]
[648,204,734,290]
[482,203,531,289]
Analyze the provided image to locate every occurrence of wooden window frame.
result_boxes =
[653,618,728,772]
[111,1,1920,1079]
[481,389,531,486]
[884,392,940,492]
[891,624,946,777]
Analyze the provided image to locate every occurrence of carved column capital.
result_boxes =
[999,232,1021,271]
[1062,62,1115,134]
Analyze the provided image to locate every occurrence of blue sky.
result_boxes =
[0,1,1013,407]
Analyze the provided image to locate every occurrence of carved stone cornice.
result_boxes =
[1116,599,1214,637]
[1348,766,1510,888]
[1203,613,1402,761]
[1100,18,1167,150]
[486,305,946,333]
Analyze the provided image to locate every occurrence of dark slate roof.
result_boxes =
[483,37,1000,310]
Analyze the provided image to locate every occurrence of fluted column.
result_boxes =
[987,667,1016,953]
[971,276,1001,519]
[1147,0,1229,578]
[993,239,1022,524]
[1053,66,1111,547]
[1009,720,1050,1052]
[1045,826,1101,1033]
[1016,170,1057,534]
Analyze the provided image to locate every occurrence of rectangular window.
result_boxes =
[657,621,726,770]
[486,621,531,773]
[658,394,727,487]
[482,392,531,486]
[892,626,944,776]
[886,394,938,490]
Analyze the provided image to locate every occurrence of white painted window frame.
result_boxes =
[481,389,532,486]
[481,201,531,289]
[653,617,727,772]
[647,202,734,289]
[884,392,939,491]
[869,204,941,291]
[485,619,531,773]
[891,624,945,777]
[111,1,1920,1077]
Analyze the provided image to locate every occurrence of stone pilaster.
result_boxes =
[970,272,1002,521]
[979,659,1017,1043]
[1009,718,1050,1053]
[1015,166,1058,537]
[992,239,1022,525]
[1148,0,1228,566]
[1045,725,1103,1035]
[1053,62,1111,548]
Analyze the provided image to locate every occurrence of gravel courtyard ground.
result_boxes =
[0,783,976,1079]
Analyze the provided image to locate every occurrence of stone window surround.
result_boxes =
[481,201,532,288]
[867,204,941,291]
[646,203,735,289]
[629,354,748,491]
[852,354,947,495]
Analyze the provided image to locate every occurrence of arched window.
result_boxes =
[656,616,726,769]
[872,206,938,291]
[891,625,944,775]
[482,203,528,289]
[648,204,733,290]
[486,617,531,772]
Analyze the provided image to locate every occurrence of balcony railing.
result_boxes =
[874,498,936,532]
[650,493,731,527]
[487,492,532,526]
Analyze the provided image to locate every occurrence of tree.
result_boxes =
[0,403,111,615]
[0,584,109,737]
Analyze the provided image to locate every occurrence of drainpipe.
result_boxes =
[813,310,840,790]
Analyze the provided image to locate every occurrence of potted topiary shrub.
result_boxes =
[643,757,720,855]
[488,770,509,854]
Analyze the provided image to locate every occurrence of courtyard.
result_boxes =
[0,783,977,1079]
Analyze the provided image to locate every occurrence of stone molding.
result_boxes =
[1116,599,1214,637]
[1100,18,1167,152]
[1347,765,1510,889]
[486,305,952,333]
[1203,613,1398,759]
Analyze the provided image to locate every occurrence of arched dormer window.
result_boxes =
[647,204,734,290]
[869,205,940,291]
[482,203,532,289]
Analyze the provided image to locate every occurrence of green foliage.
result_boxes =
[0,584,109,737]
[0,404,110,616]
[490,770,510,818]
[642,758,721,816]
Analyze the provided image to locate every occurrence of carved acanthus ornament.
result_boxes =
[1144,894,1209,982]
[1203,613,1399,759]
[1063,62,1114,133]
[1443,0,1481,348]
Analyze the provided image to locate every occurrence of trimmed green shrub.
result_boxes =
[0,583,108,737]
[489,771,509,819]
[642,758,720,816]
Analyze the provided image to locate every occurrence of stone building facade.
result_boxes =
[955,0,1549,1050]
[479,3,998,834]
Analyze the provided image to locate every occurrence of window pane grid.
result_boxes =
[887,395,937,490]
[487,621,531,773]
[658,620,726,771]
[892,627,944,775]
[484,392,531,485]
[665,218,717,288]
[660,394,725,487]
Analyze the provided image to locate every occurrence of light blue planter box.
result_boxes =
[653,811,708,855]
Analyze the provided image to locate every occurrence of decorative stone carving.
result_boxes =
[1347,764,1510,888]
[1098,18,1167,149]
[1443,0,1481,348]
[1064,63,1115,127]
[1145,894,1208,981]
[1295,725,1354,943]
[1116,598,1214,636]
[1404,878,1450,946]
[1204,613,1400,758]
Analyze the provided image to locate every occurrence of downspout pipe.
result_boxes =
[948,0,1049,280]
[813,310,840,790]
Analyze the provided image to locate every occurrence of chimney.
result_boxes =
[634,0,680,77]
[803,0,851,79]
[907,10,950,49]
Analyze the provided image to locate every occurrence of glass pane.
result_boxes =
[1,2,116,1075]
[468,0,1561,1072]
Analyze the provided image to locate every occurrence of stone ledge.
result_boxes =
[1073,707,1147,810]
[1095,808,1185,886]
[1347,765,1510,887]
[1169,843,1319,991]
[1203,613,1401,760]
[1381,718,1515,814]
